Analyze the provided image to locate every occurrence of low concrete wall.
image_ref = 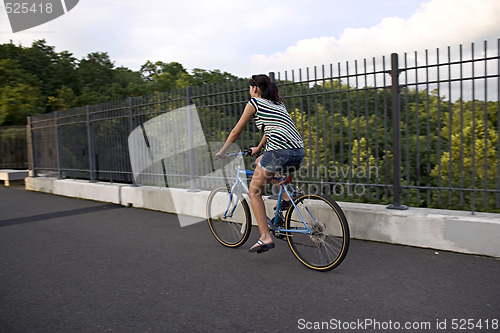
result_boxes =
[25,177,122,204]
[0,169,29,186]
[25,177,500,257]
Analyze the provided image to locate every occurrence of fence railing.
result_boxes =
[27,39,500,213]
[0,126,27,169]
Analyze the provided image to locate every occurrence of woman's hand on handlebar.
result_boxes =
[216,148,257,159]
[215,151,227,160]
[249,147,261,156]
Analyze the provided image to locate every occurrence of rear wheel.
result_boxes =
[284,194,349,271]
[207,186,251,247]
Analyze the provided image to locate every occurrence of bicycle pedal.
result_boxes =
[272,230,288,240]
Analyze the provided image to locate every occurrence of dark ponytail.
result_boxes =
[249,74,281,104]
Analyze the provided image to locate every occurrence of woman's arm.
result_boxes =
[250,135,266,156]
[216,103,255,156]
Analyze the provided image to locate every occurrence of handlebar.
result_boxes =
[216,149,253,159]
[227,149,252,157]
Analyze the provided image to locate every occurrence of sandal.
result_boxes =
[249,239,275,253]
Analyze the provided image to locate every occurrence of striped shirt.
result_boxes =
[248,97,304,151]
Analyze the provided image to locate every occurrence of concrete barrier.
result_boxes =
[25,177,500,257]
[339,201,500,257]
[0,169,29,186]
[25,177,121,204]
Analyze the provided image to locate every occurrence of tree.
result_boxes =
[77,52,115,91]
[52,50,79,94]
[46,85,77,111]
[0,58,40,87]
[25,40,60,97]
[139,60,160,81]
[191,68,238,86]
[0,59,44,125]
[140,61,191,91]
[0,40,243,124]
[0,83,44,125]
[432,100,498,189]
[75,86,107,106]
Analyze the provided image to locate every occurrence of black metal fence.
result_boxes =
[27,40,500,212]
[0,126,27,169]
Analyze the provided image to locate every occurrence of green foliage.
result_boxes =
[1,40,499,212]
[0,58,44,124]
[191,68,238,86]
[0,40,241,125]
[285,82,499,212]
[0,83,44,124]
[77,52,115,92]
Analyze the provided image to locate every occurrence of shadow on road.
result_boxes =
[0,204,123,228]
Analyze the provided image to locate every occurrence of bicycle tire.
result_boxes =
[207,186,251,247]
[284,194,350,271]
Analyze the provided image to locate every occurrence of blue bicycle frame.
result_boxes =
[224,152,312,235]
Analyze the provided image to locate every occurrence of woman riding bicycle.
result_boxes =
[216,74,304,253]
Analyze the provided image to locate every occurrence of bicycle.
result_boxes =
[206,150,350,272]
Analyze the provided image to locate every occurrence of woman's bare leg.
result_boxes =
[248,164,274,248]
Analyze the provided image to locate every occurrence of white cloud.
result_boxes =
[1,0,498,78]
[248,0,500,76]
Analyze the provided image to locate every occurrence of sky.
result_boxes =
[0,0,499,77]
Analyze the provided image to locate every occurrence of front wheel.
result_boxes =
[207,186,251,247]
[284,194,350,271]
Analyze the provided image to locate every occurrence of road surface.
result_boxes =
[0,186,499,332]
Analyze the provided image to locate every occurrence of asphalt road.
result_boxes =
[0,186,499,333]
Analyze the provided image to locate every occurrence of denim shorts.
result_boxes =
[258,148,304,174]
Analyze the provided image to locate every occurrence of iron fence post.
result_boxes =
[269,71,275,82]
[26,116,37,177]
[387,53,408,210]
[128,97,138,186]
[55,111,63,179]
[186,86,200,192]
[86,105,96,182]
